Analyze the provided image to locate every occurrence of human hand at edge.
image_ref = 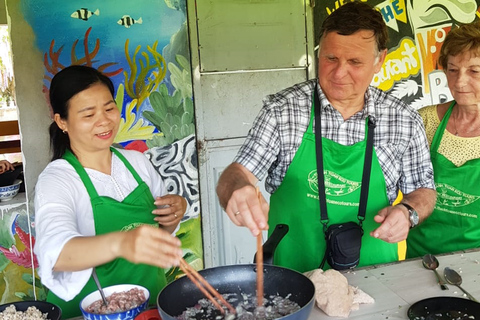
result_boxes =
[0,160,14,174]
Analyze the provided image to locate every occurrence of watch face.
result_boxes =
[410,211,419,227]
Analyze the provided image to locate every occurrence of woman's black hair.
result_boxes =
[48,65,115,161]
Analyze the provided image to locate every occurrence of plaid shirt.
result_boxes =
[235,79,435,203]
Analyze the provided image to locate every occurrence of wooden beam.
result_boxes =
[0,120,20,136]
[0,140,21,154]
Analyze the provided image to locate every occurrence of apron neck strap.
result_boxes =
[62,147,145,199]
[313,84,376,231]
[110,148,145,185]
[431,101,456,154]
[63,149,99,198]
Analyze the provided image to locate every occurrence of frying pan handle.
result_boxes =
[254,224,289,265]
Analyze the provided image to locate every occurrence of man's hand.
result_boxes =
[370,205,410,243]
[216,163,269,236]
[370,188,436,243]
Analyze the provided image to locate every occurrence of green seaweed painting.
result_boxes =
[123,39,167,110]
[143,54,195,147]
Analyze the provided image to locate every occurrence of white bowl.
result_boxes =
[0,179,22,202]
[80,284,149,320]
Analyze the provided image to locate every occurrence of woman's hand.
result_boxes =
[0,160,14,174]
[119,225,183,269]
[54,225,183,271]
[152,194,187,227]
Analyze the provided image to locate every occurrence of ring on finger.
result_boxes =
[234,211,241,216]
[174,213,178,218]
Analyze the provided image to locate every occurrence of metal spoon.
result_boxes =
[92,268,108,306]
[444,267,478,302]
[422,254,449,290]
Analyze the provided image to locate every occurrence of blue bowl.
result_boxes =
[80,284,149,320]
[0,179,21,202]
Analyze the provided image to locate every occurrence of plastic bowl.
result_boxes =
[0,300,62,320]
[80,284,150,320]
[135,308,161,320]
[0,179,22,202]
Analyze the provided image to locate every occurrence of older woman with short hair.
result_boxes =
[407,21,480,257]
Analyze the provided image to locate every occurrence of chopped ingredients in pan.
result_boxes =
[177,292,301,320]
[0,305,47,320]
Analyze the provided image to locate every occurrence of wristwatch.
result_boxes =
[400,202,419,228]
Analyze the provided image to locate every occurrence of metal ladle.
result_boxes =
[444,267,478,302]
[422,254,448,290]
[92,268,108,306]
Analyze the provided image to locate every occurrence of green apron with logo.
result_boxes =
[407,102,480,258]
[269,101,398,273]
[47,148,166,319]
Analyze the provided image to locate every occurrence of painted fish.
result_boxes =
[117,15,143,28]
[71,8,100,21]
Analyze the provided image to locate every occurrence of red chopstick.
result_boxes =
[179,259,236,314]
[256,187,264,307]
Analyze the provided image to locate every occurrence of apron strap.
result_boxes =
[358,117,376,224]
[313,87,328,230]
[63,149,100,198]
[110,148,145,185]
[63,148,145,200]
[431,101,456,155]
[313,84,375,230]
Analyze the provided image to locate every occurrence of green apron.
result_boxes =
[47,148,166,319]
[407,102,480,258]
[269,102,398,273]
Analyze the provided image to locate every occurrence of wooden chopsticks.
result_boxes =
[179,259,236,314]
[256,187,264,307]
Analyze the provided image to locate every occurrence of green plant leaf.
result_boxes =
[146,135,170,148]
[176,54,190,72]
[184,98,194,115]
[181,111,193,126]
[15,292,27,299]
[115,83,125,112]
[148,91,168,120]
[171,90,183,111]
[142,110,163,130]
[21,273,33,285]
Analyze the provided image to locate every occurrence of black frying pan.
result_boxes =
[408,297,480,319]
[0,301,62,320]
[157,224,315,320]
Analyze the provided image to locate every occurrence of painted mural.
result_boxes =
[317,0,480,109]
[0,0,201,303]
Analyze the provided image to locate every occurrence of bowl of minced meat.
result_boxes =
[80,284,149,320]
[0,301,62,320]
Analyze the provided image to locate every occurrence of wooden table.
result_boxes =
[308,249,480,319]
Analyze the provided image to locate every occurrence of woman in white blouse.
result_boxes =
[34,65,186,318]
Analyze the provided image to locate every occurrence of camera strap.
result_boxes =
[313,84,376,231]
